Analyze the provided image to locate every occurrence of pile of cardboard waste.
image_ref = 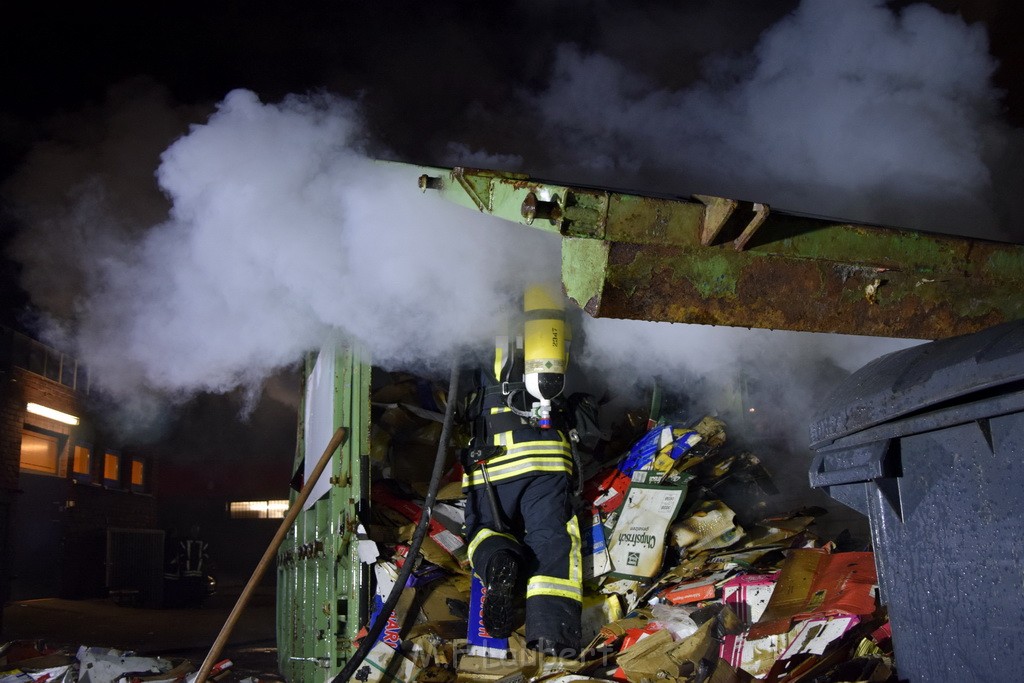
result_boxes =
[354,375,897,682]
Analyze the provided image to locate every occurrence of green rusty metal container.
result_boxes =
[414,164,1024,341]
[277,344,371,680]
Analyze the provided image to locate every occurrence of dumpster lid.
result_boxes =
[810,320,1024,448]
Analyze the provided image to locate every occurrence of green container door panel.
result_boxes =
[414,164,1024,341]
[278,344,371,680]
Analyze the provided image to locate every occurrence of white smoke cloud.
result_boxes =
[36,89,560,404]
[574,316,919,443]
[529,0,1015,239]
[579,317,915,383]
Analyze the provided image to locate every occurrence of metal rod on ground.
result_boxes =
[332,360,461,683]
[194,426,349,683]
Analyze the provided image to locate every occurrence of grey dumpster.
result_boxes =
[809,319,1024,682]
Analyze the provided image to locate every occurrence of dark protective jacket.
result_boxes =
[462,339,583,651]
[461,383,574,490]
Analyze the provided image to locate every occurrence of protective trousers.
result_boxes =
[466,472,582,651]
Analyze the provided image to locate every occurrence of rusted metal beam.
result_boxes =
[410,163,1024,340]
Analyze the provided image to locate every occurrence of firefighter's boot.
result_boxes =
[482,549,519,638]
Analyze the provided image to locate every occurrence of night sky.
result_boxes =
[2,0,1023,487]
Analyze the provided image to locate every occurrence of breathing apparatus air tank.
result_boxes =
[523,282,566,428]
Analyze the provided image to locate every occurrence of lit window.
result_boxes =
[228,500,289,519]
[131,459,145,492]
[72,444,92,480]
[20,431,59,475]
[104,452,121,486]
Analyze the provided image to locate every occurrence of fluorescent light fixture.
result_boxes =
[26,402,80,426]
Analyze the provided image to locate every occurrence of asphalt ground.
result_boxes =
[0,586,281,681]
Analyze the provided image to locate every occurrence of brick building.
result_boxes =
[0,325,158,609]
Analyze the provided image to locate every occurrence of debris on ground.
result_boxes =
[0,643,247,679]
[0,643,233,683]
[356,374,896,682]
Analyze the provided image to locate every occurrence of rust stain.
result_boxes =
[595,250,1008,339]
[609,243,642,267]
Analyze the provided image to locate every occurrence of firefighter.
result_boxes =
[462,283,582,657]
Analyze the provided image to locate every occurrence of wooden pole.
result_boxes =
[194,426,348,682]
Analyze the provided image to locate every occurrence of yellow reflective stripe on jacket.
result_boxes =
[463,457,572,488]
[467,528,518,567]
[484,452,572,473]
[502,442,571,457]
[485,441,573,467]
[463,407,573,489]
